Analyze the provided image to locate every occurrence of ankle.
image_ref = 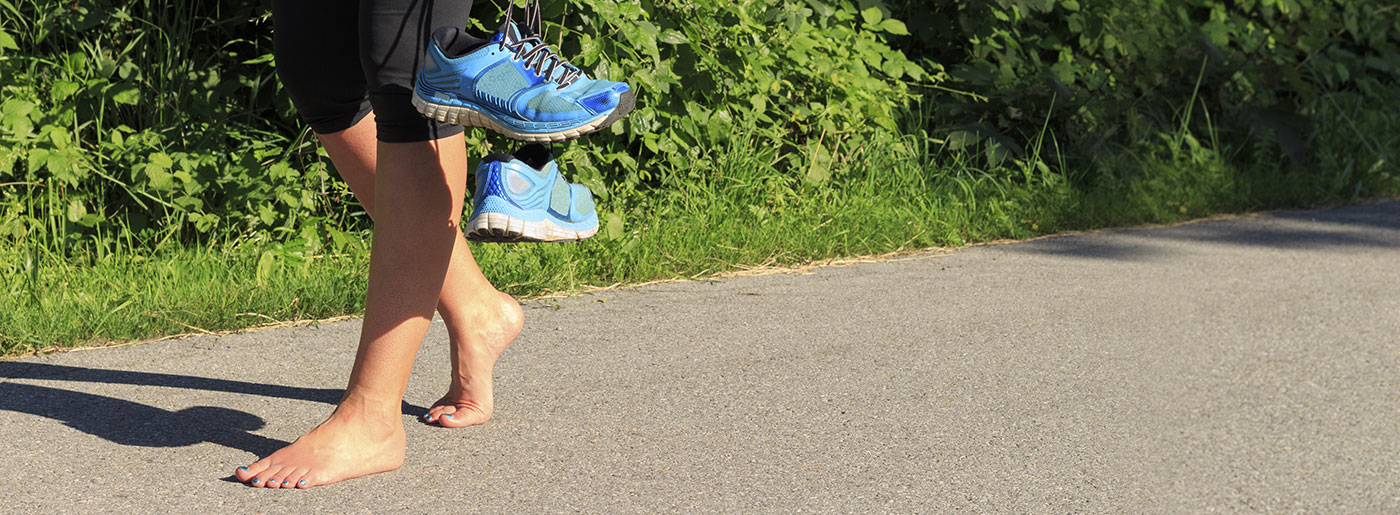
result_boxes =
[335,393,407,423]
[442,291,518,331]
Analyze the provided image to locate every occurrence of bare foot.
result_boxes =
[424,291,522,428]
[234,404,406,488]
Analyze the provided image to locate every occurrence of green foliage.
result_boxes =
[0,0,354,254]
[528,0,932,224]
[890,0,1400,177]
[1,0,927,258]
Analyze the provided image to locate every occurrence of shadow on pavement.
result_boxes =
[0,362,428,453]
[0,362,344,404]
[1016,201,1400,261]
[0,381,288,456]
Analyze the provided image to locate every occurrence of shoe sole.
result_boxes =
[465,211,599,243]
[413,90,635,143]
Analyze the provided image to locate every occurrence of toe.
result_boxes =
[236,459,270,483]
[271,466,304,490]
[267,470,291,489]
[284,468,311,489]
[422,406,443,424]
[429,405,456,426]
[253,466,285,488]
[435,406,488,428]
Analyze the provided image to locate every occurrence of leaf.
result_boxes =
[146,168,174,191]
[46,151,74,177]
[605,212,624,240]
[903,61,926,80]
[880,19,909,35]
[269,161,296,179]
[194,213,219,233]
[66,199,87,223]
[111,84,141,105]
[95,56,117,77]
[707,109,733,142]
[148,152,173,170]
[2,98,34,117]
[946,130,983,150]
[51,81,80,101]
[28,148,50,174]
[882,58,904,79]
[47,126,72,148]
[118,61,140,80]
[277,190,300,208]
[657,29,688,45]
[861,7,882,25]
[806,144,831,184]
[0,29,16,51]
[256,250,281,284]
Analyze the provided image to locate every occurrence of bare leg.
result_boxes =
[234,126,509,489]
[311,114,521,428]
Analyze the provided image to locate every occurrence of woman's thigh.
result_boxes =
[271,0,473,142]
[271,0,372,135]
[359,0,473,142]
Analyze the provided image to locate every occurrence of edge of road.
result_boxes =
[11,196,1396,361]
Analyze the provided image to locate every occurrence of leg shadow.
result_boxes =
[0,361,426,414]
[0,381,287,457]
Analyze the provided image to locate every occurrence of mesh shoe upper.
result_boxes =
[417,23,631,131]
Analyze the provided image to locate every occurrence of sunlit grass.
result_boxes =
[2,90,1397,357]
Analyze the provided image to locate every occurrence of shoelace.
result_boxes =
[501,0,583,89]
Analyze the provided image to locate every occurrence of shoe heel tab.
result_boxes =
[472,158,509,202]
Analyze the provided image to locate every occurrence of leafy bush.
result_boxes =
[1,0,928,253]
[0,0,345,254]
[484,0,933,224]
[890,0,1399,179]
[1,0,1396,259]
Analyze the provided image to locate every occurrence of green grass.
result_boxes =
[2,90,1397,357]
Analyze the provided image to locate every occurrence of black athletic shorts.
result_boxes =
[271,0,473,142]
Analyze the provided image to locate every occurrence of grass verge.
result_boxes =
[2,91,1396,357]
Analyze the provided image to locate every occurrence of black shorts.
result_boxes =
[271,0,473,142]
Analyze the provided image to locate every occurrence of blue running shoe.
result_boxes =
[413,6,634,142]
[466,144,599,242]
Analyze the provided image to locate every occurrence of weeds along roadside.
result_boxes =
[3,87,1397,356]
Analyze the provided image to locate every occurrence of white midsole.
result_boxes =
[466,211,598,242]
[412,93,609,143]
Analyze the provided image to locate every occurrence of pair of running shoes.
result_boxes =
[414,7,632,242]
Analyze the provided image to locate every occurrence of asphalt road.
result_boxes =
[3,202,1398,513]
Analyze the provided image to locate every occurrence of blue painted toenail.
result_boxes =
[283,480,291,485]
[444,414,453,418]
[239,467,248,471]
[251,478,260,484]
[299,480,306,486]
